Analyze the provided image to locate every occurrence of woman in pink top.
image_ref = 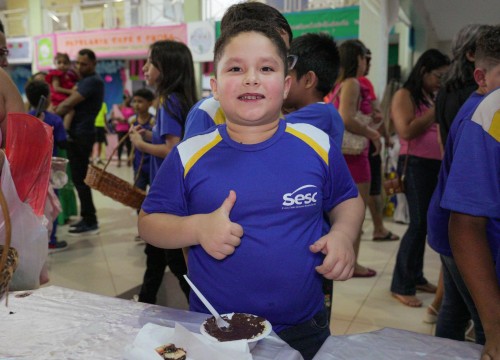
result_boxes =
[327,40,382,277]
[390,49,450,307]
[111,91,134,167]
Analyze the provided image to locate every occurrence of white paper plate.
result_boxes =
[200,313,272,343]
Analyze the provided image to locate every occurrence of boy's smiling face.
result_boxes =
[211,31,291,128]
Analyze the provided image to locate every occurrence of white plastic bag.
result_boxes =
[0,157,48,290]
[393,193,410,224]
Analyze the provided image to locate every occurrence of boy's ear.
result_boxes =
[304,71,318,90]
[283,75,292,99]
[473,67,487,90]
[210,77,219,101]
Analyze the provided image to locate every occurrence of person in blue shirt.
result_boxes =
[25,80,68,251]
[129,88,155,193]
[139,20,365,360]
[56,48,104,236]
[183,1,293,140]
[282,32,344,317]
[441,26,500,359]
[129,40,197,305]
[427,25,495,343]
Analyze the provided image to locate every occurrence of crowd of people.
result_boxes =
[0,3,499,360]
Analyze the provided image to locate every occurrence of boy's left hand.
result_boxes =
[310,231,355,281]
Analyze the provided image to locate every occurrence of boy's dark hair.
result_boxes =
[55,52,71,63]
[133,88,155,102]
[290,33,339,96]
[78,48,96,61]
[25,80,49,108]
[31,71,48,81]
[403,49,450,108]
[214,19,288,76]
[149,40,197,127]
[337,39,368,83]
[221,2,292,45]
[0,20,4,34]
[475,25,500,70]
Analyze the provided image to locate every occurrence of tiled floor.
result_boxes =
[44,161,440,337]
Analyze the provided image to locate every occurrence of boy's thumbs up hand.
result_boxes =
[197,190,244,260]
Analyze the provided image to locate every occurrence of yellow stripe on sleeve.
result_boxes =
[184,134,222,177]
[285,125,329,165]
[489,110,500,142]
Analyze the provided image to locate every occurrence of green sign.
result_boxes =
[215,6,359,40]
[285,6,359,39]
[37,36,55,69]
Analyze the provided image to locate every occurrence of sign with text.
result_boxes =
[215,6,359,41]
[285,6,359,40]
[55,25,187,59]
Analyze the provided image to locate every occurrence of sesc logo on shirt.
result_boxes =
[282,185,318,209]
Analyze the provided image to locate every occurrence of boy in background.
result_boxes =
[139,20,365,360]
[282,32,344,315]
[129,88,155,193]
[25,80,68,251]
[440,26,500,358]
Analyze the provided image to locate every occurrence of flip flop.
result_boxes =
[423,304,439,324]
[391,293,423,307]
[373,231,400,241]
[352,268,377,278]
[416,282,437,293]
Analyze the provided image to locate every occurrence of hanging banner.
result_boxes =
[34,35,56,69]
[55,24,187,59]
[285,6,359,40]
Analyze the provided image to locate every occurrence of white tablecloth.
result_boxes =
[0,286,301,360]
[313,327,483,360]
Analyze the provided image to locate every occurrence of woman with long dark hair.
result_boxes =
[390,49,450,307]
[327,40,382,277]
[130,40,197,304]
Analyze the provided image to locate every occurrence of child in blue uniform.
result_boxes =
[441,26,500,359]
[129,88,155,192]
[184,1,293,139]
[139,20,364,360]
[130,40,197,305]
[25,80,68,251]
[283,32,344,317]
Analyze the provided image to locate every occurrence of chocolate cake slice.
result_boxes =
[204,313,266,342]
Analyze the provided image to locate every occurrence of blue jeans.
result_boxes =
[277,307,330,360]
[436,255,485,344]
[391,156,440,295]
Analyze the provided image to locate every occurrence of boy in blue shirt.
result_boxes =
[139,20,364,360]
[129,88,155,192]
[284,32,344,148]
[428,26,500,357]
[184,2,293,139]
[282,32,344,316]
[25,80,68,251]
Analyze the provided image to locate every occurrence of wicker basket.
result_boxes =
[0,183,19,302]
[84,133,146,209]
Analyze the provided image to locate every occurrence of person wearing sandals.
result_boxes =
[390,49,450,307]
[426,24,491,334]
[325,40,382,278]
